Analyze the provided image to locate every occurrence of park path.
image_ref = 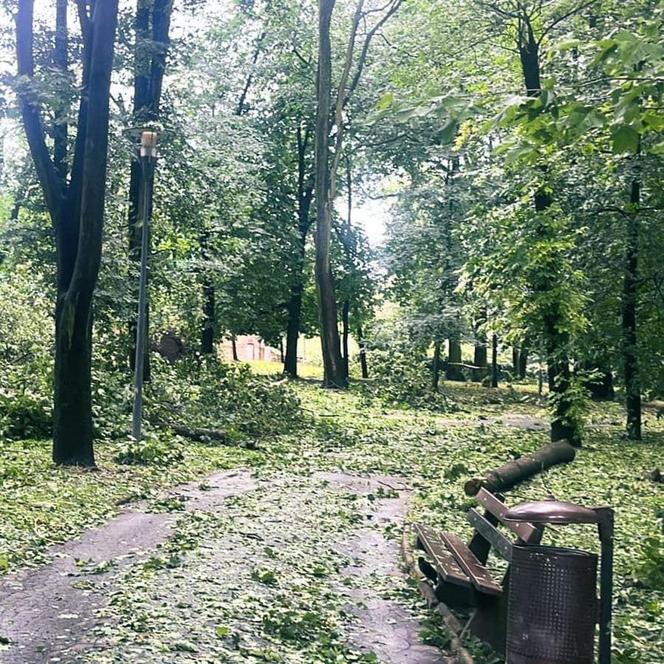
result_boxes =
[0,468,450,664]
[0,471,257,663]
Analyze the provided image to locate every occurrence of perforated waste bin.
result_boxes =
[507,544,597,664]
[504,499,614,664]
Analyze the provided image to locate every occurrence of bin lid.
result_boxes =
[504,499,600,525]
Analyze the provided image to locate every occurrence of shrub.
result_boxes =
[634,535,664,590]
[0,392,51,440]
[0,267,54,440]
[113,431,185,466]
[362,345,458,412]
[146,355,302,441]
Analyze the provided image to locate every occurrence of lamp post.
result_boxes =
[132,130,158,440]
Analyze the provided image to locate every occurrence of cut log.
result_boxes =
[464,440,576,496]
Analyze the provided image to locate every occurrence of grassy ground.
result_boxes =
[1,372,662,663]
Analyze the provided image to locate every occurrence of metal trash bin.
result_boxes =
[504,499,615,664]
[507,544,597,664]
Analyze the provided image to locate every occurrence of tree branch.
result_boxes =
[346,0,403,105]
[237,30,266,115]
[330,0,403,198]
[69,0,119,291]
[15,0,64,217]
[539,0,597,43]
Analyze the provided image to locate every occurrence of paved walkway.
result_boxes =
[0,470,450,663]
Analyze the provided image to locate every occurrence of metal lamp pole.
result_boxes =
[132,130,158,440]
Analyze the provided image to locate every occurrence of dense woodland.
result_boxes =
[0,1,662,663]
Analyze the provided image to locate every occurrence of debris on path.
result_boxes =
[0,470,451,663]
[0,471,257,664]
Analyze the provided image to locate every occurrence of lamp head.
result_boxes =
[140,131,159,158]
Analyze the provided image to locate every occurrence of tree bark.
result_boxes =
[473,332,488,382]
[53,0,68,182]
[518,17,577,445]
[432,340,442,391]
[446,338,465,381]
[342,298,350,377]
[511,346,529,379]
[315,0,347,389]
[284,281,304,376]
[518,346,528,379]
[201,279,215,354]
[623,173,642,439]
[491,333,499,388]
[16,0,119,465]
[464,440,577,497]
[199,218,215,355]
[284,124,314,377]
[357,324,369,379]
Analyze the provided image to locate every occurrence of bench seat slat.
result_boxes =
[439,531,503,596]
[476,488,540,543]
[414,524,472,588]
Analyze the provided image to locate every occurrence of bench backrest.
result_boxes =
[476,488,542,544]
[467,488,543,564]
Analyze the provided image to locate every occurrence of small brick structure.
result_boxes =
[221,335,281,362]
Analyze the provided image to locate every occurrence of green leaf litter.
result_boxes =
[1,380,662,663]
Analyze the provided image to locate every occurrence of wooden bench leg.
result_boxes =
[466,586,508,654]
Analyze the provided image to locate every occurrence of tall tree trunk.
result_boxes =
[128,0,173,378]
[199,221,215,354]
[340,155,352,380]
[446,338,465,381]
[491,334,499,388]
[518,346,528,379]
[284,124,314,377]
[201,282,215,354]
[16,0,120,465]
[342,298,350,377]
[284,280,304,376]
[315,0,346,389]
[231,336,238,362]
[473,340,488,382]
[511,346,528,378]
[357,324,369,379]
[201,36,266,356]
[53,0,68,182]
[623,173,641,439]
[53,287,95,464]
[518,18,577,445]
[472,311,488,382]
[432,340,442,391]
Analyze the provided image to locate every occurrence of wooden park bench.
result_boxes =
[414,487,544,653]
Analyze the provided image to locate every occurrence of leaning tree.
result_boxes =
[315,0,402,388]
